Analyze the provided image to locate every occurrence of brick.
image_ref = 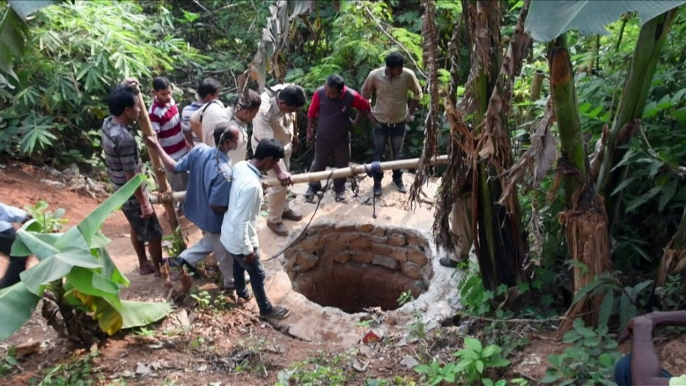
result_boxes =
[350,252,373,264]
[333,252,351,264]
[325,240,348,254]
[298,235,320,251]
[294,252,318,272]
[387,233,406,247]
[337,232,362,243]
[368,235,389,244]
[371,226,386,236]
[355,223,374,232]
[349,237,371,251]
[391,247,407,262]
[334,222,357,232]
[372,242,394,256]
[407,246,429,266]
[401,262,423,280]
[372,254,399,270]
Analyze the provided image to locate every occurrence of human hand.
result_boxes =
[405,113,415,124]
[140,203,154,219]
[277,171,293,187]
[292,136,301,154]
[306,131,314,144]
[245,252,256,263]
[121,78,140,88]
[143,134,159,148]
[618,316,653,344]
[21,214,33,224]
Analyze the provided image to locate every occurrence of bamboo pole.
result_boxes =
[150,155,450,204]
[132,85,181,231]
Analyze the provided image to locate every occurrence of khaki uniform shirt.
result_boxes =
[361,67,423,124]
[251,84,296,154]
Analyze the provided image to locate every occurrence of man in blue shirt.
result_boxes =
[146,121,243,290]
[0,202,32,289]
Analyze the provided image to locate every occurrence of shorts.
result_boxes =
[121,205,163,243]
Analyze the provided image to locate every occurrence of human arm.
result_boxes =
[252,111,292,186]
[361,73,374,100]
[350,90,375,127]
[306,92,320,143]
[208,174,231,214]
[0,203,31,224]
[624,317,671,386]
[406,70,423,123]
[143,135,178,173]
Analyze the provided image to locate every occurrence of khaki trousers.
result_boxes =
[265,146,292,223]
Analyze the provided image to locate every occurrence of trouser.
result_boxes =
[449,191,473,262]
[168,171,189,211]
[230,249,272,313]
[266,146,292,223]
[180,232,235,288]
[614,354,671,385]
[309,137,350,193]
[0,228,28,289]
[373,123,406,182]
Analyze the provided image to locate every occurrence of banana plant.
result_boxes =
[0,174,172,343]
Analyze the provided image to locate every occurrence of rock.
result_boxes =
[369,235,389,244]
[372,255,398,270]
[337,232,361,243]
[135,362,152,376]
[387,233,406,247]
[400,355,420,369]
[371,226,386,236]
[294,252,318,272]
[40,179,66,189]
[407,246,429,266]
[401,262,422,280]
[405,229,426,245]
[14,341,40,357]
[334,222,357,232]
[325,241,348,254]
[391,248,407,262]
[319,232,338,243]
[349,237,371,251]
[298,235,320,251]
[350,252,373,264]
[421,263,434,283]
[64,163,79,176]
[355,223,374,233]
[333,252,350,264]
[371,243,393,256]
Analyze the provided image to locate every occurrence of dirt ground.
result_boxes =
[1,164,685,385]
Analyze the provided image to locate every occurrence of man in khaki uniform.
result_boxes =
[361,52,423,197]
[252,84,306,236]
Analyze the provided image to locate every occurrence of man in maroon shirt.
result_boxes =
[305,75,375,202]
[149,77,191,214]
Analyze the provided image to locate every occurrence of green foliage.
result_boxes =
[542,319,621,385]
[0,174,171,341]
[0,0,204,163]
[24,200,68,233]
[276,351,352,386]
[162,226,187,258]
[0,347,17,377]
[29,348,99,386]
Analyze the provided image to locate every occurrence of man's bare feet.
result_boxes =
[139,262,156,275]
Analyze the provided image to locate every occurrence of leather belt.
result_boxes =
[377,121,405,128]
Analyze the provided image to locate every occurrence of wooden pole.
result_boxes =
[150,155,450,204]
[133,86,181,232]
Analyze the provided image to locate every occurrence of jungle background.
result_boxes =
[1,0,686,385]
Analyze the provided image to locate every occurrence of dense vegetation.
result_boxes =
[2,0,686,383]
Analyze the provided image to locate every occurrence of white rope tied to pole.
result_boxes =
[150,155,449,204]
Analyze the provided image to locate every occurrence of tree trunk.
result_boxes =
[548,35,611,333]
[135,92,182,235]
[656,205,686,288]
[595,10,677,229]
[469,0,527,290]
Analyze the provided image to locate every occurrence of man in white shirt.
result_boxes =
[220,138,291,320]
[0,202,32,289]
[181,78,222,146]
[251,84,306,237]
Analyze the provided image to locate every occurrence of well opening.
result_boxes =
[284,222,434,314]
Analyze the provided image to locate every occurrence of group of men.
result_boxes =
[97,52,424,320]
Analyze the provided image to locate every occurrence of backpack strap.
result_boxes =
[199,100,221,123]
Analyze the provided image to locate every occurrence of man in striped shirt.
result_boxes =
[150,77,191,213]
[181,78,222,146]
[102,79,163,276]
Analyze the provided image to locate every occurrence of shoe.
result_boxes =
[335,191,345,202]
[305,186,318,202]
[439,257,464,268]
[267,221,289,237]
[282,209,303,222]
[373,181,382,197]
[260,306,291,320]
[237,289,253,301]
[393,179,408,193]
